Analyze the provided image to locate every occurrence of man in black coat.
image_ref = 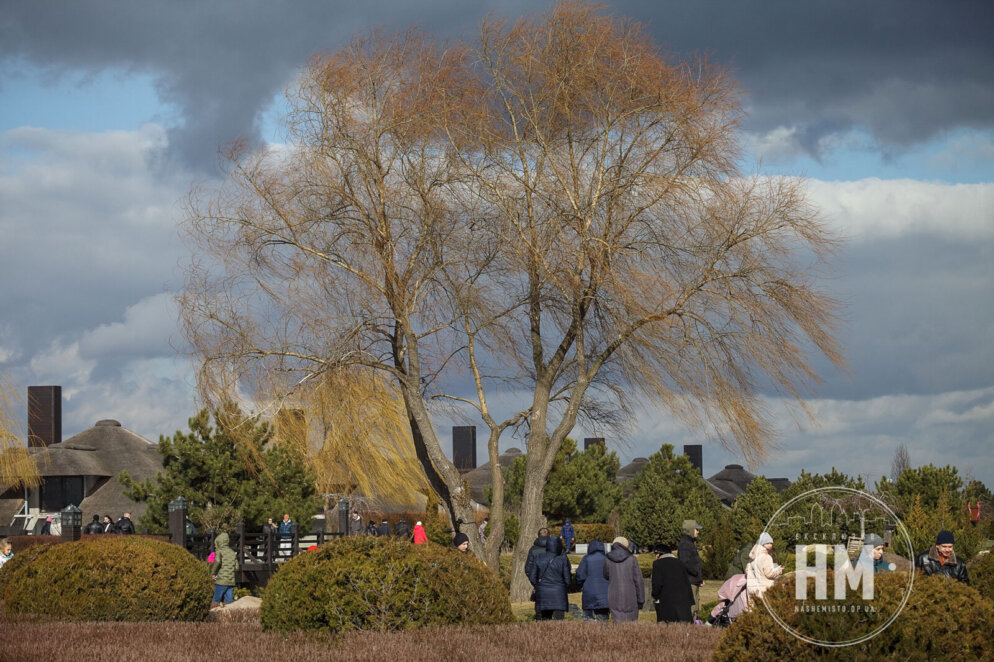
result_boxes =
[394,518,412,540]
[116,512,136,535]
[377,519,392,537]
[524,527,550,578]
[678,519,704,618]
[651,542,695,623]
[915,530,969,584]
[84,515,103,535]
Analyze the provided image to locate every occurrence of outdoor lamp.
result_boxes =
[60,503,82,529]
[169,496,188,513]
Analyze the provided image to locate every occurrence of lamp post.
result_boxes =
[168,496,188,547]
[60,504,82,542]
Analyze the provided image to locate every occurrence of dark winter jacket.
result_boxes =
[725,543,753,580]
[116,517,136,535]
[915,546,969,584]
[525,536,549,578]
[212,532,237,587]
[677,533,702,585]
[278,518,293,540]
[84,518,103,535]
[651,554,694,623]
[365,522,378,536]
[560,521,575,549]
[528,537,571,612]
[377,521,392,537]
[603,543,644,621]
[575,539,609,610]
[348,516,364,536]
[394,520,412,540]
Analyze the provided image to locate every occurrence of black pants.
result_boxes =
[536,610,564,620]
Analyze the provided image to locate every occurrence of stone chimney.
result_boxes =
[683,443,703,475]
[452,426,476,472]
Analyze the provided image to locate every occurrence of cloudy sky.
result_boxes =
[1,1,991,488]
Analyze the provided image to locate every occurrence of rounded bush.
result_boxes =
[713,571,994,660]
[1,536,211,621]
[970,551,994,604]
[260,536,513,632]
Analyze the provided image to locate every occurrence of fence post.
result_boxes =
[291,521,299,557]
[168,497,187,547]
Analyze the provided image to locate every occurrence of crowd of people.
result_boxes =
[81,512,135,535]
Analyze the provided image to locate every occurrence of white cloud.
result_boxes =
[79,292,180,359]
[805,178,994,240]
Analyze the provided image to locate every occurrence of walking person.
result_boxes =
[348,511,364,536]
[678,520,704,620]
[116,512,136,535]
[84,514,103,535]
[575,539,610,621]
[746,532,783,599]
[528,536,571,620]
[651,542,694,623]
[278,513,294,558]
[413,520,428,544]
[376,519,392,537]
[478,517,488,544]
[603,536,644,623]
[560,519,575,553]
[394,518,412,541]
[525,527,550,578]
[101,515,117,534]
[211,531,237,608]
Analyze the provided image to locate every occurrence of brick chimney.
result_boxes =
[452,426,476,472]
[683,443,703,475]
[27,385,61,448]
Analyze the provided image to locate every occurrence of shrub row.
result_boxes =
[260,536,513,632]
[713,570,994,660]
[0,536,211,622]
[549,523,616,545]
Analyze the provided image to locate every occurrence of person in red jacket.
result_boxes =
[413,521,428,544]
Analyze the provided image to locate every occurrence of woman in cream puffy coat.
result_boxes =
[746,531,782,599]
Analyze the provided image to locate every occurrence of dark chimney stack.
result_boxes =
[584,437,605,450]
[28,385,61,448]
[683,444,703,475]
[452,426,477,472]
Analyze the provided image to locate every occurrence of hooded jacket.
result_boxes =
[575,539,609,610]
[213,532,237,587]
[412,523,428,544]
[915,546,969,584]
[745,544,782,597]
[603,543,644,621]
[528,536,571,612]
[525,535,549,578]
[677,522,702,585]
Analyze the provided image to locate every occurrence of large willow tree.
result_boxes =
[182,2,843,600]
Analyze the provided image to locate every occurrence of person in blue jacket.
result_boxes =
[575,539,610,621]
[560,519,576,552]
[528,536,572,620]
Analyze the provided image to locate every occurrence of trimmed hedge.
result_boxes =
[260,536,513,632]
[0,536,211,621]
[713,571,994,660]
[550,523,616,545]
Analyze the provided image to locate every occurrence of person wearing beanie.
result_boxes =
[678,519,704,619]
[914,530,969,583]
[453,531,470,552]
[651,542,694,623]
[746,531,782,599]
[603,536,644,622]
[863,533,894,573]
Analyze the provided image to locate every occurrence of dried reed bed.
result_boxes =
[0,620,720,662]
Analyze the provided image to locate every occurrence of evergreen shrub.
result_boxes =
[260,536,513,632]
[970,551,994,604]
[551,523,616,545]
[1,536,211,621]
[713,571,994,661]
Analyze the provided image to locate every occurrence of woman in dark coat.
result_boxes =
[575,539,610,621]
[528,536,572,620]
[651,542,694,623]
[603,536,644,623]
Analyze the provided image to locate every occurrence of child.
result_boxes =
[0,538,12,569]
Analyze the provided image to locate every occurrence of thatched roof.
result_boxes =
[706,464,756,500]
[616,457,649,482]
[43,419,162,522]
[461,448,523,504]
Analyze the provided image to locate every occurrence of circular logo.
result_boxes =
[755,487,914,647]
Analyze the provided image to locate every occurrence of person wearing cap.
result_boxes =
[651,542,694,623]
[914,530,969,584]
[453,531,470,552]
[603,536,644,622]
[678,519,704,619]
[745,531,783,599]
[863,533,893,573]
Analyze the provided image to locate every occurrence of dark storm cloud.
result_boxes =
[3,1,992,169]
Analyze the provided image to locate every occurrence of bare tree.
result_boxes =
[181,2,843,599]
[890,443,911,483]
